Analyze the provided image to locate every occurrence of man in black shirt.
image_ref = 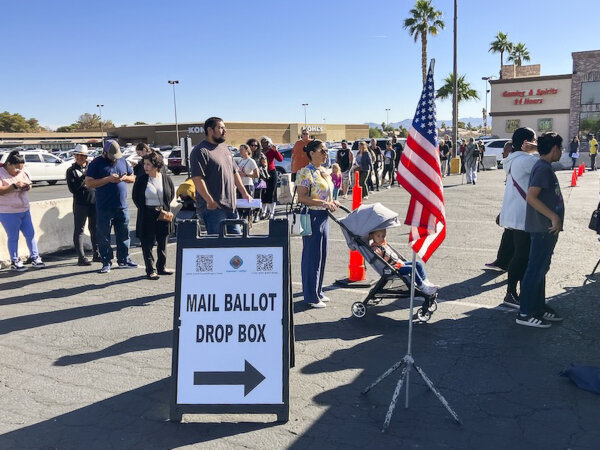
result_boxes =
[335,140,354,198]
[66,145,100,265]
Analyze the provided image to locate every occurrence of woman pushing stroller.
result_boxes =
[369,228,439,296]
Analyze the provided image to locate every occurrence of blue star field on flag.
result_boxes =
[411,67,438,150]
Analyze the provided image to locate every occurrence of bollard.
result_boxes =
[349,171,366,281]
[571,169,578,187]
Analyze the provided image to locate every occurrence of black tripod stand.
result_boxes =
[361,252,462,432]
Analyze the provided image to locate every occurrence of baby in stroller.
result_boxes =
[369,228,439,296]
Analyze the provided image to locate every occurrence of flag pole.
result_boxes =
[404,250,417,408]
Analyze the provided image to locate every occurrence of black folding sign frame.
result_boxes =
[170,219,291,423]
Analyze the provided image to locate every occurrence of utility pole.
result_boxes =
[168,80,180,146]
[452,0,458,158]
[481,76,496,132]
[302,103,308,128]
[385,108,391,128]
[96,104,104,145]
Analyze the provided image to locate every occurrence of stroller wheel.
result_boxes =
[417,307,432,322]
[429,299,438,312]
[351,302,367,318]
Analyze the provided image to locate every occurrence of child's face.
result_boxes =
[371,230,386,244]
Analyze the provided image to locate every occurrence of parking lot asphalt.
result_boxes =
[0,168,599,449]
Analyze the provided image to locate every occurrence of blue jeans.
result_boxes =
[200,208,241,235]
[0,211,39,262]
[397,261,427,286]
[519,232,558,316]
[96,207,130,265]
[301,210,329,304]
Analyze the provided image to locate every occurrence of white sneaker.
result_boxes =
[423,279,440,289]
[418,283,438,296]
[308,300,327,308]
[31,257,46,269]
[320,296,330,303]
[11,260,27,272]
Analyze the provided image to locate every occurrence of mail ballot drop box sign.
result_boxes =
[176,246,284,405]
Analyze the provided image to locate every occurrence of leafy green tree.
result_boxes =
[489,31,513,79]
[440,122,447,129]
[56,124,78,132]
[0,111,41,132]
[397,125,409,138]
[403,0,445,85]
[507,42,531,67]
[134,121,147,125]
[436,73,480,103]
[369,127,384,138]
[457,121,466,129]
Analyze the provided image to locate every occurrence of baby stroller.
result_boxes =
[329,203,438,322]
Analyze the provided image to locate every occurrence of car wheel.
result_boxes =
[47,180,58,185]
[171,169,181,175]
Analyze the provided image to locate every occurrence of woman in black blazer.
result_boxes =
[132,152,175,280]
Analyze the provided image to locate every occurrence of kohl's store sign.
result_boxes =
[188,126,205,134]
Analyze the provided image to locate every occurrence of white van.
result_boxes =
[0,150,70,184]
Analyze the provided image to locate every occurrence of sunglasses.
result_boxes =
[250,144,259,147]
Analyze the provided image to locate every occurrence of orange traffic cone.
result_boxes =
[335,171,371,287]
[578,164,584,176]
[582,163,586,174]
[571,169,578,187]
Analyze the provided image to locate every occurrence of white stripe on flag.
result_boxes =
[399,167,445,216]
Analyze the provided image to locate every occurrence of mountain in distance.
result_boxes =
[366,117,487,129]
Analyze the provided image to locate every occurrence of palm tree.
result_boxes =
[436,73,479,128]
[507,42,531,67]
[488,31,513,79]
[403,0,445,85]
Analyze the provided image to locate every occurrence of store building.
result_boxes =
[0,131,104,151]
[490,49,600,150]
[107,121,369,148]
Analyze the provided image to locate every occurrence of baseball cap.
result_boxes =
[341,139,347,144]
[103,140,122,160]
[73,144,90,156]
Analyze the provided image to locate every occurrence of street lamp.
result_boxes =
[385,108,391,128]
[168,80,180,146]
[302,103,308,128]
[96,104,104,144]
[481,76,496,132]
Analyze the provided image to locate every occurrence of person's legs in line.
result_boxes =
[73,203,88,260]
[95,207,113,265]
[316,211,329,299]
[155,220,170,272]
[519,232,558,317]
[494,228,514,269]
[301,211,323,304]
[87,205,99,257]
[113,207,131,264]
[225,208,242,235]
[20,210,40,260]
[359,171,369,197]
[591,153,596,171]
[507,230,530,299]
[201,208,228,235]
[0,212,21,262]
[373,163,380,190]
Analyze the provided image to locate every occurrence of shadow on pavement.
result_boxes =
[287,279,600,448]
[55,330,172,366]
[0,292,171,335]
[0,378,277,449]
[436,269,506,302]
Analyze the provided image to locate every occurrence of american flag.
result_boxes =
[396,61,446,263]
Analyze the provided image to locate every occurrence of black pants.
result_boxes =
[73,202,97,259]
[359,170,369,197]
[373,162,380,189]
[140,207,169,275]
[507,230,530,298]
[591,154,597,171]
[495,228,514,270]
[381,163,395,185]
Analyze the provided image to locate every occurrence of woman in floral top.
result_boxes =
[296,140,340,308]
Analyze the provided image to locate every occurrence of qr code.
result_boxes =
[196,255,213,272]
[256,254,273,272]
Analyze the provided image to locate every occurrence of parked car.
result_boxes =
[0,150,70,184]
[167,149,187,175]
[274,145,292,175]
[483,139,511,166]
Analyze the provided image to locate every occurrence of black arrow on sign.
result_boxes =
[193,360,266,396]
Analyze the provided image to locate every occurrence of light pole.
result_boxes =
[385,108,391,128]
[452,0,458,158]
[168,80,180,146]
[96,104,104,144]
[481,76,496,133]
[302,103,308,128]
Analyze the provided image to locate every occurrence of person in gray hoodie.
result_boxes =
[498,127,539,308]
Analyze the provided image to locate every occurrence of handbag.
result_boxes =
[255,179,267,190]
[151,177,173,223]
[286,182,313,236]
[589,203,600,234]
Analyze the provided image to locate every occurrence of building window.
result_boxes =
[505,119,520,133]
[580,112,600,138]
[581,81,600,105]
[538,118,553,133]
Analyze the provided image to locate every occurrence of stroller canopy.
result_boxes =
[339,203,401,250]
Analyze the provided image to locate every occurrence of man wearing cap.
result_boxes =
[85,140,137,273]
[291,128,311,182]
[335,140,354,198]
[66,145,100,265]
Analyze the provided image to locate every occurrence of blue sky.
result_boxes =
[0,0,594,129]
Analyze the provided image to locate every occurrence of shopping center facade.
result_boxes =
[490,49,600,150]
[107,122,370,147]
